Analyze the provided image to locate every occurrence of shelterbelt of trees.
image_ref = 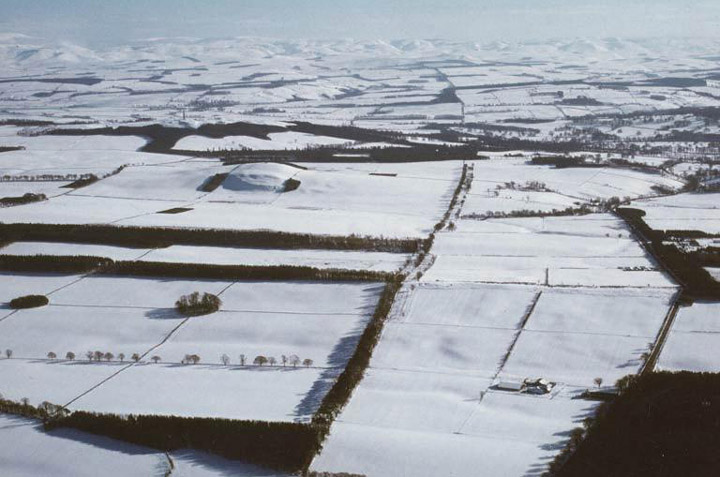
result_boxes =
[0,254,397,283]
[0,223,421,253]
[616,208,720,300]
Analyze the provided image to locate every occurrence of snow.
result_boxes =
[0,415,166,477]
[150,308,372,368]
[463,189,582,216]
[0,272,80,305]
[0,273,381,420]
[0,161,462,239]
[0,305,184,361]
[499,331,649,388]
[175,132,355,151]
[0,358,124,406]
[0,415,286,477]
[140,245,408,272]
[525,288,674,337]
[0,149,180,178]
[70,363,326,421]
[633,192,720,234]
[658,303,720,372]
[48,275,234,309]
[0,241,408,272]
[371,322,517,377]
[398,283,537,328]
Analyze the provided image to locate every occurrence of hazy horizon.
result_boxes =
[1,0,718,47]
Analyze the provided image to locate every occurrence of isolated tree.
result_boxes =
[131,353,141,363]
[151,355,161,364]
[254,355,268,366]
[281,355,288,367]
[268,356,277,366]
[289,355,300,368]
[47,351,57,360]
[303,358,314,368]
[86,351,94,361]
[221,354,230,366]
[65,351,75,361]
[594,377,603,389]
[104,352,114,362]
[5,349,12,359]
[189,354,200,365]
[239,354,246,366]
[118,353,125,362]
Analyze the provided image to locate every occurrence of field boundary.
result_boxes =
[0,223,420,253]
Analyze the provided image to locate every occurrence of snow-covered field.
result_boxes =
[424,214,675,289]
[0,273,381,421]
[0,160,461,238]
[313,205,678,475]
[0,415,286,477]
[658,302,720,372]
[0,241,409,272]
[175,132,355,151]
[632,192,720,234]
[3,32,720,476]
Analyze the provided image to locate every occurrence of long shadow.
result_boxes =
[172,448,287,476]
[525,404,598,476]
[1,414,158,457]
[145,307,184,320]
[293,320,368,420]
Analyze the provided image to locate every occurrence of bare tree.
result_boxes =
[131,353,141,363]
[302,358,313,368]
[254,355,268,366]
[239,354,246,366]
[94,350,103,362]
[21,397,29,406]
[221,354,230,366]
[268,356,277,366]
[65,351,75,361]
[118,353,125,362]
[104,352,114,362]
[86,351,94,361]
[189,354,200,365]
[151,355,161,364]
[47,351,57,360]
[289,354,300,367]
[5,349,12,359]
[281,354,288,367]
[594,377,603,389]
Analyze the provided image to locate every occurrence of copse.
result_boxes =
[9,294,49,309]
[175,292,222,316]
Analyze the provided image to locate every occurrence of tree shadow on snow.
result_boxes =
[145,307,184,320]
[292,322,367,420]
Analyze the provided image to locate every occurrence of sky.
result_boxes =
[0,0,718,46]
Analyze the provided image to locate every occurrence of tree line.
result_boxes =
[0,223,419,253]
[616,207,720,300]
[0,254,396,283]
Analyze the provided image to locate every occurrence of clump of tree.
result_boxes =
[182,354,201,365]
[175,292,221,316]
[282,178,301,192]
[199,172,229,192]
[9,294,49,309]
[0,192,47,207]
